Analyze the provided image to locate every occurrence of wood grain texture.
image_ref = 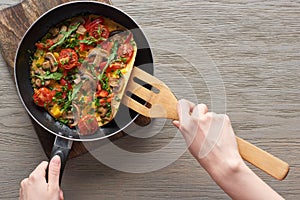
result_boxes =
[0,0,300,199]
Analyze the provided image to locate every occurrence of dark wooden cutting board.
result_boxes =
[0,0,150,159]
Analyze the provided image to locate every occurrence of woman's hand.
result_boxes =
[173,99,243,174]
[19,155,64,200]
[173,99,284,200]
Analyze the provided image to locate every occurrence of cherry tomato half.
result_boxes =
[117,43,134,64]
[59,48,78,70]
[86,24,110,40]
[33,87,53,107]
[101,41,113,52]
[78,35,93,51]
[77,115,98,135]
[106,62,123,73]
[35,39,54,50]
[85,17,105,30]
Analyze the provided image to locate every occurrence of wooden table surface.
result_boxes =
[1,0,299,199]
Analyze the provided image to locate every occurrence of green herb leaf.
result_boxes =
[94,98,100,107]
[35,72,63,81]
[71,82,83,100]
[79,36,106,45]
[49,23,80,51]
[61,81,83,112]
[98,41,119,80]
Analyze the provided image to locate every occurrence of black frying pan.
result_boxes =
[14,1,153,183]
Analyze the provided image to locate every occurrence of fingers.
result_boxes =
[48,155,61,188]
[29,161,48,181]
[191,104,208,118]
[176,99,195,124]
[20,178,28,187]
[174,99,208,129]
[172,120,180,128]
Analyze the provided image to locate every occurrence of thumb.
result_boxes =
[172,120,180,128]
[48,155,61,187]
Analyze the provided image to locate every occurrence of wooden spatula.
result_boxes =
[122,67,289,180]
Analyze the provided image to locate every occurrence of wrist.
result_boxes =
[198,155,284,200]
[197,151,247,182]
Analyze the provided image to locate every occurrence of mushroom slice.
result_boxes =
[81,72,96,92]
[87,48,108,66]
[73,74,82,85]
[34,68,46,75]
[76,25,87,35]
[45,52,58,72]
[49,27,59,37]
[42,61,51,70]
[35,79,42,87]
[69,104,80,127]
[98,106,108,118]
[70,17,85,28]
[52,25,67,43]
[110,77,125,93]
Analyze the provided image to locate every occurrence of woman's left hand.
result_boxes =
[19,155,64,200]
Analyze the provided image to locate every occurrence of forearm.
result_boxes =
[200,158,284,200]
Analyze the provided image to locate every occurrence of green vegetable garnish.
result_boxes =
[35,72,63,81]
[98,41,119,80]
[49,23,80,51]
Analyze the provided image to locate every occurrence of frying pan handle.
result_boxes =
[47,136,73,185]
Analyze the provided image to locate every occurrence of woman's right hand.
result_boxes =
[173,99,243,175]
[173,99,284,200]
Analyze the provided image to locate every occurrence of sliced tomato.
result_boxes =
[68,83,73,90]
[99,61,107,70]
[35,39,54,50]
[78,35,93,51]
[96,82,102,92]
[60,78,67,86]
[95,89,109,98]
[124,33,133,44]
[77,115,98,135]
[33,87,53,107]
[59,48,78,70]
[106,62,122,73]
[101,41,113,52]
[106,97,112,103]
[83,16,91,27]
[109,62,122,69]
[85,17,105,30]
[99,90,109,97]
[62,70,69,77]
[117,43,134,63]
[61,91,67,99]
[86,23,110,40]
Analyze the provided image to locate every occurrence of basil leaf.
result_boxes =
[35,72,63,81]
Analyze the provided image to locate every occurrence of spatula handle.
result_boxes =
[236,136,289,180]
